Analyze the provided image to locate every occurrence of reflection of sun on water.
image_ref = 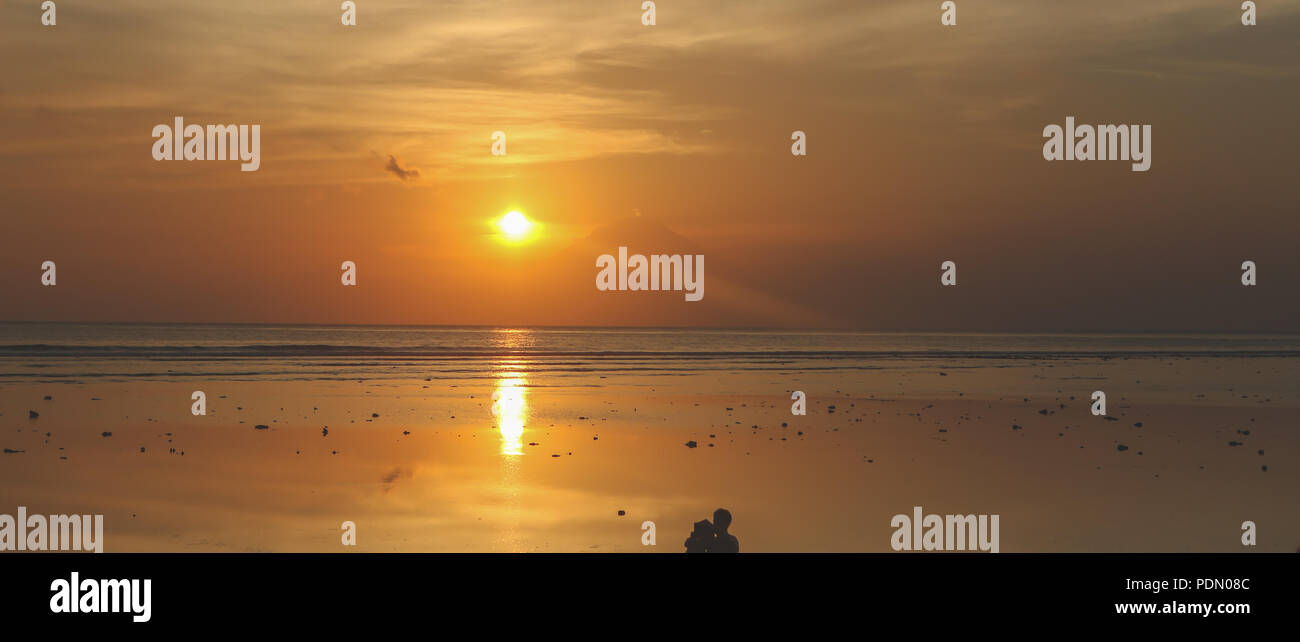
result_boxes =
[492,331,532,457]
[491,331,532,550]
[494,375,528,456]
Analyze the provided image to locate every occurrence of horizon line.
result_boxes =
[0,320,1296,336]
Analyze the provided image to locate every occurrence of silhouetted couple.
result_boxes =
[683,508,739,553]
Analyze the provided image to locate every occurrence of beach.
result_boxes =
[1,324,1296,552]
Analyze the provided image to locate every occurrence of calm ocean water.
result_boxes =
[1,322,1297,382]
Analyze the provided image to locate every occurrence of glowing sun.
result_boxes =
[499,211,533,238]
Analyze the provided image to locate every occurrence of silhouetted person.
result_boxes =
[684,519,714,553]
[708,508,739,553]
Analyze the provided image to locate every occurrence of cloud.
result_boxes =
[383,155,421,182]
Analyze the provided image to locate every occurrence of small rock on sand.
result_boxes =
[685,440,698,448]
[254,424,269,430]
[28,411,39,419]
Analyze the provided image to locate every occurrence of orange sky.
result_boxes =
[1,0,1297,330]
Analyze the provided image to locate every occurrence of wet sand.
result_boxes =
[1,356,1296,552]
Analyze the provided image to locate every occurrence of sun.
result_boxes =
[499,211,533,238]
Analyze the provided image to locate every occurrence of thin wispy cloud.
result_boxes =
[2,0,1295,190]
